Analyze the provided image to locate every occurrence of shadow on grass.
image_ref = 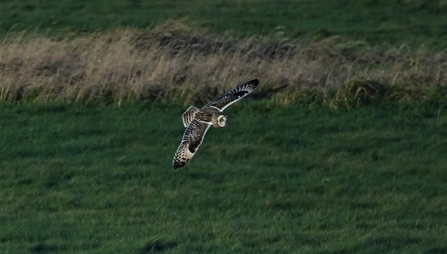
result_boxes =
[140,240,177,253]
[425,247,447,254]
[29,243,61,254]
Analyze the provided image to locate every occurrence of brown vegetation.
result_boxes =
[0,22,446,105]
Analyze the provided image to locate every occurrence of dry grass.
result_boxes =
[1,21,446,105]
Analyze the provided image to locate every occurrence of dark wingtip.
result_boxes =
[250,78,259,85]
[172,162,185,169]
[246,79,259,89]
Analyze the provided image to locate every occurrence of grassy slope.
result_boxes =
[2,0,447,253]
[1,102,447,253]
[2,0,447,48]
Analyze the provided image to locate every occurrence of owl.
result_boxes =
[172,79,260,169]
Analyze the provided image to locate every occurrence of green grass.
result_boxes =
[2,1,447,252]
[1,101,447,253]
[2,0,447,48]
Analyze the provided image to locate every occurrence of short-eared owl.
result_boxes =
[172,79,260,169]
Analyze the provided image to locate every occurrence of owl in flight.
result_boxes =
[172,79,260,169]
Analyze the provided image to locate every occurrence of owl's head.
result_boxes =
[217,115,228,127]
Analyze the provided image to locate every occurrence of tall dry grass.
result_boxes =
[1,22,446,105]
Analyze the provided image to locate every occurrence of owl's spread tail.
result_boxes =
[182,106,200,127]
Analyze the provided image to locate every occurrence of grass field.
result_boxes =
[2,0,447,48]
[1,25,447,105]
[1,0,447,253]
[2,0,447,105]
[1,101,447,253]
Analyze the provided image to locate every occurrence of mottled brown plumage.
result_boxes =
[173,79,260,169]
[182,106,200,127]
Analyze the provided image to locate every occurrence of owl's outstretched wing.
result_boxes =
[206,79,259,111]
[172,120,211,169]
